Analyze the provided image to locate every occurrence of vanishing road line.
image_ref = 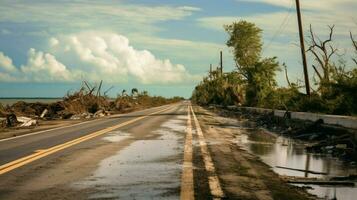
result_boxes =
[0,106,173,175]
[190,106,224,200]
[180,105,194,200]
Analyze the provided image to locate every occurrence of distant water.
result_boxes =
[0,98,62,106]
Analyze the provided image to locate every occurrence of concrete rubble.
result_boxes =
[17,117,38,127]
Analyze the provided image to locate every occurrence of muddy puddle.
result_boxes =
[234,128,357,200]
[73,115,186,199]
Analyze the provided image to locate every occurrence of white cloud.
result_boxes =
[0,32,198,84]
[128,34,226,60]
[55,32,197,84]
[20,48,74,82]
[0,1,200,35]
[0,52,17,72]
[178,6,201,12]
[49,37,59,47]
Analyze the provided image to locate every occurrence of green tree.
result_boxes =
[225,21,262,69]
[225,20,279,106]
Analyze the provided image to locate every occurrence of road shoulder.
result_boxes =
[192,105,316,200]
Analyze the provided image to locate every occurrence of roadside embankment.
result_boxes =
[208,105,357,161]
[228,106,357,130]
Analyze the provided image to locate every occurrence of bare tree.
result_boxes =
[350,32,357,65]
[307,25,338,83]
[283,63,291,87]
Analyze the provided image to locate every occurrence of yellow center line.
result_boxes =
[180,105,194,200]
[190,105,225,199]
[0,106,173,175]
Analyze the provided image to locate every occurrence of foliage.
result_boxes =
[115,89,184,110]
[191,70,244,106]
[225,20,280,107]
[245,57,280,106]
[192,20,357,116]
[225,21,262,68]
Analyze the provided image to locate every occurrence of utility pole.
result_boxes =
[220,51,223,75]
[295,0,311,96]
[209,64,212,80]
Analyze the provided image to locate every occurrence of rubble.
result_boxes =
[17,117,37,127]
[0,81,183,131]
[6,114,18,127]
[40,109,48,118]
[0,117,6,128]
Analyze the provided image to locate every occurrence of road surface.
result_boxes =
[0,102,312,200]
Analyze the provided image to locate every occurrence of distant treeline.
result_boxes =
[192,21,357,115]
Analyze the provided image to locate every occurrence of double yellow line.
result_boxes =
[0,106,173,175]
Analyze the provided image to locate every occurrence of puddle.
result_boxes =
[234,128,357,200]
[74,117,186,199]
[102,131,131,143]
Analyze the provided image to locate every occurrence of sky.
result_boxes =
[0,0,356,98]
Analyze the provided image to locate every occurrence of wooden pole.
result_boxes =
[220,51,223,75]
[295,0,311,95]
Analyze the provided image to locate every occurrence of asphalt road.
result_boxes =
[0,102,195,199]
[0,102,313,200]
[0,104,176,166]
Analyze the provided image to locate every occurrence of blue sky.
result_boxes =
[0,0,356,98]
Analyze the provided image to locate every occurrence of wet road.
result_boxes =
[0,102,323,200]
[0,103,193,199]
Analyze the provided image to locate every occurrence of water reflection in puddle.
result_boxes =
[102,131,131,143]
[74,117,185,200]
[234,129,357,200]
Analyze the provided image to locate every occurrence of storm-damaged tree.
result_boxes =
[224,20,280,106]
[307,25,339,94]
[306,25,357,114]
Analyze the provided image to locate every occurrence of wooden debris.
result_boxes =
[276,166,328,175]
[288,180,355,186]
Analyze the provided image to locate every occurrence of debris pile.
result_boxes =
[60,86,110,119]
[0,81,184,130]
[211,106,357,161]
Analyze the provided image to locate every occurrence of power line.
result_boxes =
[263,0,294,53]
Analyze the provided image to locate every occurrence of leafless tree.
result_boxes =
[283,63,291,87]
[350,32,357,65]
[307,25,338,83]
